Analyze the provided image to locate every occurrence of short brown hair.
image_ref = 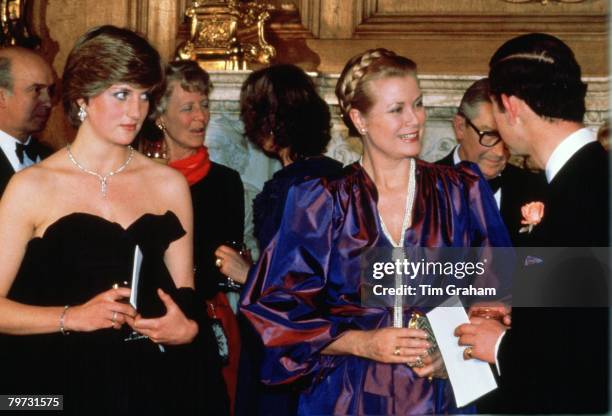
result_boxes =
[458,78,491,120]
[240,64,331,161]
[62,25,162,127]
[0,56,12,91]
[153,60,212,119]
[335,48,417,136]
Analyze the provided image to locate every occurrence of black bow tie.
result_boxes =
[15,141,39,164]
[487,176,502,193]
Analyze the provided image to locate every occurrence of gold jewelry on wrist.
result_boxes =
[59,305,70,335]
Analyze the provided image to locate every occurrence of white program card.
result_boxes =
[129,245,143,309]
[426,296,497,407]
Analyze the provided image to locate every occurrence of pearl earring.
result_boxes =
[78,106,87,122]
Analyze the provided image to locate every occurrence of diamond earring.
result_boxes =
[78,106,87,122]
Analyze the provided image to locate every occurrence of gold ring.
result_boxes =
[111,311,117,324]
[393,346,401,356]
[407,357,424,368]
[464,346,473,360]
[215,258,223,268]
[415,356,425,368]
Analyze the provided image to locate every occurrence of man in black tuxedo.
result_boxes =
[455,33,609,414]
[435,78,546,245]
[0,46,54,197]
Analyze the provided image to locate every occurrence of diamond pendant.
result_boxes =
[100,177,108,197]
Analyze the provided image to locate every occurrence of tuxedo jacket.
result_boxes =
[0,140,53,197]
[493,142,609,413]
[436,150,547,245]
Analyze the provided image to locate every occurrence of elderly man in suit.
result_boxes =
[436,78,545,244]
[0,46,54,196]
[455,33,609,414]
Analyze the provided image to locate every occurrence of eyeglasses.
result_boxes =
[458,112,502,147]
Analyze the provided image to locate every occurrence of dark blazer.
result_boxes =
[436,148,547,245]
[493,141,609,413]
[0,139,53,197]
[191,161,245,300]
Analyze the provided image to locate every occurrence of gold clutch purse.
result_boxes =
[408,311,438,356]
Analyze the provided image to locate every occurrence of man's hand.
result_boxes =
[454,317,507,364]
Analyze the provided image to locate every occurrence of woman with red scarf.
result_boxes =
[147,60,245,414]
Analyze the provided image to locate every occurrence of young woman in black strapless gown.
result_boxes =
[0,26,228,415]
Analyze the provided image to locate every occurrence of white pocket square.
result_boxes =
[524,255,544,266]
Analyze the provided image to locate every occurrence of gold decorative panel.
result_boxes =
[358,0,606,36]
[284,0,607,74]
[502,0,586,3]
[176,0,276,70]
[17,0,610,148]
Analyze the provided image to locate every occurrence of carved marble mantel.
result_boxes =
[203,70,608,253]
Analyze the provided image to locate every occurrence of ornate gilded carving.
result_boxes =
[198,19,235,48]
[240,2,276,64]
[0,0,39,47]
[177,0,276,70]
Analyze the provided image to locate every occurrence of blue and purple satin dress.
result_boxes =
[240,160,511,415]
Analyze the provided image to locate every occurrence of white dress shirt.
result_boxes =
[0,130,39,172]
[545,127,596,183]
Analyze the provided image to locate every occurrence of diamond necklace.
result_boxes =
[66,144,134,197]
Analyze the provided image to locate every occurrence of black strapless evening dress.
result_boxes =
[0,211,228,415]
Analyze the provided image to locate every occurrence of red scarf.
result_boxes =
[168,146,212,185]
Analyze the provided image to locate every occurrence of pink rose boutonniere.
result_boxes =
[519,201,545,234]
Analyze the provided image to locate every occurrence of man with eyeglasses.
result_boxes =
[436,78,545,244]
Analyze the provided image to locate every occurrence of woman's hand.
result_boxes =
[128,288,198,345]
[214,245,251,284]
[64,287,136,332]
[354,328,447,379]
[352,327,431,365]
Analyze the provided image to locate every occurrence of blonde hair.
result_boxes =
[335,48,417,136]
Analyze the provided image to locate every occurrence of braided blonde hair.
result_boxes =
[335,48,417,136]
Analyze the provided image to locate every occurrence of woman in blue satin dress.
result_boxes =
[240,49,511,415]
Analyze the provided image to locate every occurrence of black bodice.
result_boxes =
[1,211,228,415]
